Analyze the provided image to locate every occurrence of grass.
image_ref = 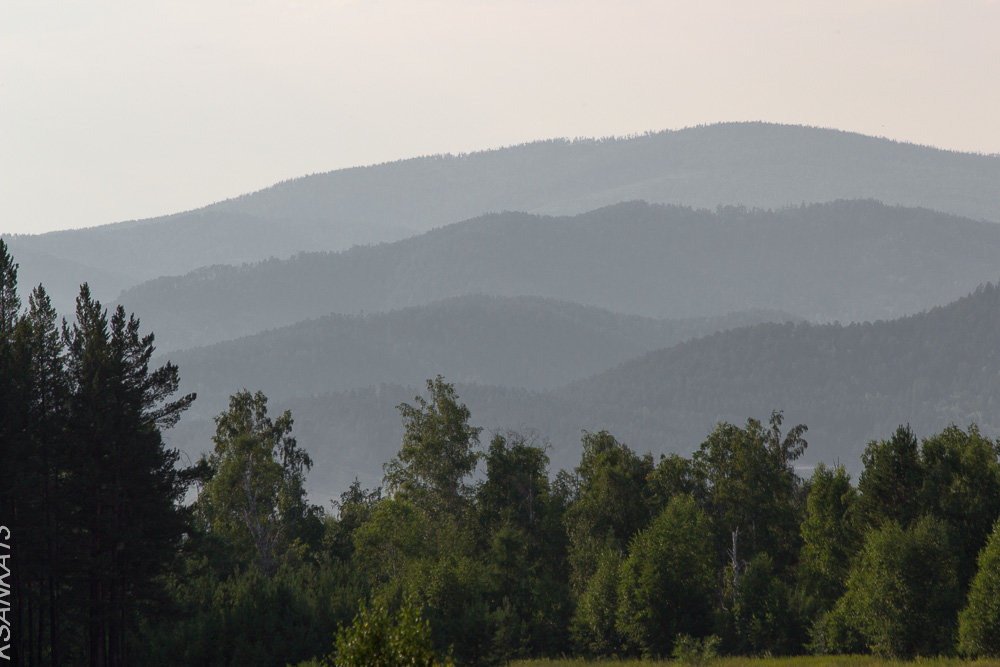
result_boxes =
[511,657,1000,666]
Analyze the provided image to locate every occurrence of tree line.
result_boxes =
[4,238,1000,664]
[0,241,194,664]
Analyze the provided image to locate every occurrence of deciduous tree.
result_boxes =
[616,495,715,657]
[693,411,807,573]
[197,389,319,573]
[797,463,860,614]
[836,516,960,658]
[383,376,481,518]
[958,518,1000,657]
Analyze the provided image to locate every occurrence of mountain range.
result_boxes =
[5,122,1000,504]
[130,199,1000,351]
[168,294,794,421]
[163,281,1000,504]
[6,122,1000,314]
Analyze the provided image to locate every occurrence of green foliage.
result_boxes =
[478,433,572,659]
[857,425,923,528]
[646,452,705,514]
[919,425,1000,584]
[333,598,448,667]
[836,516,961,658]
[807,604,865,656]
[384,375,482,517]
[672,634,721,666]
[509,658,1000,666]
[565,430,654,593]
[616,495,716,657]
[350,499,495,662]
[351,497,429,590]
[197,389,322,573]
[478,432,551,532]
[729,554,801,655]
[325,479,383,563]
[137,562,354,666]
[797,463,861,614]
[958,519,1000,657]
[406,551,495,664]
[570,548,624,656]
[693,411,807,572]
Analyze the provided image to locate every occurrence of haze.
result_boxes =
[3,0,999,235]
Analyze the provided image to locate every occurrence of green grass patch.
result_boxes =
[511,658,1000,667]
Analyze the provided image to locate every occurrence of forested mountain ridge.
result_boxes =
[6,122,1000,314]
[557,280,1000,468]
[11,235,1000,664]
[123,199,1000,351]
[167,294,794,420]
[163,280,1000,504]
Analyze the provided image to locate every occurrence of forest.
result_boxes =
[4,238,1000,666]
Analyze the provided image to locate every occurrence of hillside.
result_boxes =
[7,122,1000,313]
[558,281,1000,468]
[165,283,1000,504]
[128,200,1000,351]
[167,294,792,420]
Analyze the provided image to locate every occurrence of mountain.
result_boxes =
[7,122,1000,312]
[166,294,794,420]
[556,281,1000,470]
[165,282,1000,505]
[127,200,1000,351]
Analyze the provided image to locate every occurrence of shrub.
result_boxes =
[672,633,720,666]
[333,598,449,667]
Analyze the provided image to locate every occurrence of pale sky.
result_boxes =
[2,0,999,235]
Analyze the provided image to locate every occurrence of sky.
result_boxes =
[2,0,999,236]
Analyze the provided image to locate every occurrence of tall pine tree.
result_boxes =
[62,285,195,664]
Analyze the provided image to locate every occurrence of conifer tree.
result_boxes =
[0,240,31,662]
[23,285,70,664]
[63,285,194,664]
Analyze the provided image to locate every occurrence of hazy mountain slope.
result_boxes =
[165,283,1000,504]
[8,245,132,314]
[7,122,1000,311]
[126,200,1000,351]
[167,294,794,420]
[558,281,1000,469]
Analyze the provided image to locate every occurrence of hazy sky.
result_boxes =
[3,0,999,235]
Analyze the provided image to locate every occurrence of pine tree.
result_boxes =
[0,240,32,663]
[23,285,70,664]
[63,285,195,664]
